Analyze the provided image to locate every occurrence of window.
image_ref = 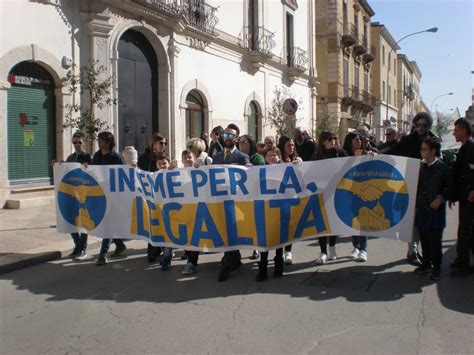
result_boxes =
[382,45,385,65]
[394,58,397,75]
[388,85,391,105]
[247,101,259,140]
[248,0,259,50]
[185,90,205,140]
[382,81,386,101]
[286,12,294,66]
[364,72,368,91]
[343,57,349,97]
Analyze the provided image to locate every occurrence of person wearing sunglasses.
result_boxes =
[137,133,167,173]
[60,131,92,260]
[385,112,438,265]
[137,133,167,263]
[377,127,399,154]
[212,124,250,281]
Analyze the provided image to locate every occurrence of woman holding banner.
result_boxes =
[312,131,348,264]
[137,133,167,263]
[277,136,302,265]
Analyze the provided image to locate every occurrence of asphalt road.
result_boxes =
[0,210,473,354]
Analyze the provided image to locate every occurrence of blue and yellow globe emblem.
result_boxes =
[334,161,409,231]
[57,168,106,231]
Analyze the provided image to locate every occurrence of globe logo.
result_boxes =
[334,160,409,231]
[57,168,106,231]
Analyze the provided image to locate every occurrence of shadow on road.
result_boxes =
[1,241,472,315]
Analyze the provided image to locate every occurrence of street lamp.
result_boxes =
[430,92,454,113]
[385,27,438,132]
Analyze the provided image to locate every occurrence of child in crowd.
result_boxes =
[181,149,201,275]
[256,147,285,281]
[155,152,174,271]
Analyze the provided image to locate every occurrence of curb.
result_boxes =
[0,239,101,275]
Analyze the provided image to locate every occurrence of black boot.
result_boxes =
[256,260,268,282]
[273,255,284,278]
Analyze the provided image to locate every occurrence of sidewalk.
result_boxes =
[0,204,100,274]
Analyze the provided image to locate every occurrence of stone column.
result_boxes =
[0,80,11,205]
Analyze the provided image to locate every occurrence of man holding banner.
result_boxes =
[213,124,250,282]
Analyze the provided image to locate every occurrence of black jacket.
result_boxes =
[91,150,124,166]
[66,151,92,164]
[452,139,474,202]
[296,139,317,162]
[137,149,158,172]
[311,148,348,160]
[415,159,454,230]
[388,131,437,159]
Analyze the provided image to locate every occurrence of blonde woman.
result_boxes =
[187,138,212,167]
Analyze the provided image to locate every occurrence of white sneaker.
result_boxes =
[328,246,337,260]
[349,248,360,260]
[182,262,197,275]
[314,253,328,265]
[358,250,368,262]
[284,252,293,265]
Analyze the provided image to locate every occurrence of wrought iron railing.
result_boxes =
[141,0,183,15]
[240,26,276,56]
[287,46,308,70]
[182,0,218,36]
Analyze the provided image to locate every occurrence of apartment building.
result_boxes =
[0,0,317,205]
[315,0,376,138]
[370,22,399,141]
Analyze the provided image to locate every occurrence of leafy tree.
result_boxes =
[433,113,453,141]
[316,101,339,139]
[265,86,303,140]
[63,61,116,151]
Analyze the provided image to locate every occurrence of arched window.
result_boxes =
[185,90,205,140]
[247,101,259,139]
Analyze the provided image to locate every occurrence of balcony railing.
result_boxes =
[141,0,183,15]
[362,90,370,105]
[342,23,358,46]
[240,26,276,56]
[182,0,218,36]
[287,46,308,70]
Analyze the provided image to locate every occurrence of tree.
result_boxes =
[315,100,339,139]
[63,61,116,151]
[433,113,453,141]
[265,86,303,140]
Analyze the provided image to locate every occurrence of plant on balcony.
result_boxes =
[62,61,117,151]
[265,86,303,139]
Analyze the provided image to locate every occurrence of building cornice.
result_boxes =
[371,22,400,50]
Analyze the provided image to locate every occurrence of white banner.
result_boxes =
[54,156,419,251]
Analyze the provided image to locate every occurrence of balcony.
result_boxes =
[240,26,276,56]
[138,0,183,16]
[182,0,218,36]
[363,45,375,64]
[353,33,367,56]
[352,85,360,101]
[286,47,308,70]
[342,23,358,47]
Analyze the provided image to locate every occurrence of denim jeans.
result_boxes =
[100,238,125,255]
[319,236,337,254]
[161,247,173,266]
[352,236,368,252]
[71,233,88,251]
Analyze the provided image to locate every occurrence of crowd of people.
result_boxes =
[60,112,474,282]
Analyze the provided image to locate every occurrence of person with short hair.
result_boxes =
[414,137,454,281]
[208,126,224,158]
[387,112,437,264]
[256,141,266,156]
[256,147,285,281]
[181,149,195,168]
[187,138,212,166]
[155,152,174,271]
[92,131,127,266]
[450,118,474,276]
[63,131,92,260]
[293,127,316,162]
[213,124,250,281]
[378,127,399,154]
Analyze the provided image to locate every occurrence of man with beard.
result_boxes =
[388,112,438,265]
[212,124,250,281]
[293,127,316,162]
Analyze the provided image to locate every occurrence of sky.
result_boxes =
[370,0,474,115]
